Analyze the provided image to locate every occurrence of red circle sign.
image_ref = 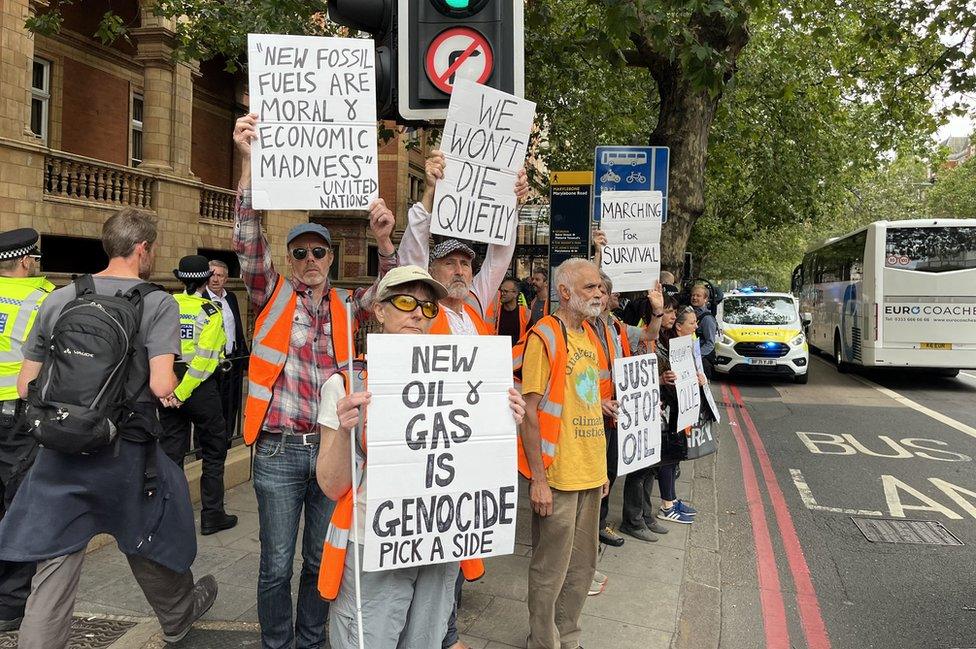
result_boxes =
[424,27,494,94]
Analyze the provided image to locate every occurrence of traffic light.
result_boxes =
[397,0,524,121]
[327,0,398,120]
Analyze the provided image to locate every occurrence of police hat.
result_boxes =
[0,228,39,260]
[173,255,213,281]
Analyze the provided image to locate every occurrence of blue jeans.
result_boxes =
[253,436,335,649]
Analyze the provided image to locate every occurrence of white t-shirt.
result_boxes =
[318,373,368,542]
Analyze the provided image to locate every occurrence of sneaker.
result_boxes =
[588,576,607,596]
[619,524,659,543]
[599,525,625,547]
[674,500,698,516]
[658,505,694,524]
[593,570,608,586]
[642,517,670,534]
[162,575,218,644]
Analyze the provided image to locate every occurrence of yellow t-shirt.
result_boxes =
[522,326,607,491]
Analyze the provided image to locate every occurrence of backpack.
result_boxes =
[25,275,162,455]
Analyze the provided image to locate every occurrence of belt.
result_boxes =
[0,399,22,417]
[262,432,320,446]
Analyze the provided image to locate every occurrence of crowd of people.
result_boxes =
[0,113,720,649]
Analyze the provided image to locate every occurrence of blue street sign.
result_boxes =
[593,146,670,223]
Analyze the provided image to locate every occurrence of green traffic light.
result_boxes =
[444,0,469,6]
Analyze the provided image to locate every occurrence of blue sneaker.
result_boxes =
[674,500,698,516]
[658,505,694,524]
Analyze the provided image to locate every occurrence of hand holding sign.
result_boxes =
[614,354,662,476]
[669,335,701,431]
[431,79,536,246]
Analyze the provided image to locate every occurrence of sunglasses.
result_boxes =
[291,246,330,261]
[385,294,440,319]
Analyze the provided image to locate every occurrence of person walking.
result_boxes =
[518,258,610,649]
[0,229,51,631]
[205,259,248,440]
[0,208,215,647]
[233,113,399,649]
[158,255,237,536]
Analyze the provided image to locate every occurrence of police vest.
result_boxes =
[173,292,226,402]
[318,366,485,601]
[0,276,53,401]
[243,276,353,445]
[429,292,491,335]
[511,315,600,479]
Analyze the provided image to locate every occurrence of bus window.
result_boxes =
[885,226,976,272]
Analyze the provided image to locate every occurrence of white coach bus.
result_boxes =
[791,219,976,374]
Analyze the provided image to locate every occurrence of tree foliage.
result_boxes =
[927,158,976,218]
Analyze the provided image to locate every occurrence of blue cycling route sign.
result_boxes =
[593,146,670,224]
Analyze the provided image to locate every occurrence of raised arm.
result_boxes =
[351,199,398,320]
[232,113,279,310]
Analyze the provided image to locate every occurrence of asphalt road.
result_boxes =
[714,353,976,649]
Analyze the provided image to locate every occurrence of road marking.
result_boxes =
[789,469,884,516]
[720,384,791,649]
[730,385,833,649]
[961,371,976,382]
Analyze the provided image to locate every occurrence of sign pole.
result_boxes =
[344,297,365,649]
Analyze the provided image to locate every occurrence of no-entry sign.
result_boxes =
[424,27,494,94]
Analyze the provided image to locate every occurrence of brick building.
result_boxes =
[0,0,428,285]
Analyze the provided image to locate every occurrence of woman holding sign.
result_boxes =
[314,265,526,649]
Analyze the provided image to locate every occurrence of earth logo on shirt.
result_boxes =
[574,366,600,405]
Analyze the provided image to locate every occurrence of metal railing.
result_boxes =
[200,184,236,222]
[44,152,154,209]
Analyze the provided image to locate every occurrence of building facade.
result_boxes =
[0,0,428,284]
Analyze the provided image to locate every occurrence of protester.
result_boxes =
[158,255,237,536]
[655,307,708,525]
[0,208,215,647]
[397,149,527,649]
[233,113,399,649]
[518,258,609,649]
[0,229,51,631]
[620,295,678,540]
[206,259,249,439]
[690,283,718,377]
[527,268,549,327]
[486,277,530,344]
[316,265,526,648]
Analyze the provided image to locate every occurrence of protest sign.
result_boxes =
[431,79,536,246]
[670,335,701,431]
[247,34,378,210]
[363,334,518,571]
[599,191,663,293]
[613,353,661,477]
[692,350,721,424]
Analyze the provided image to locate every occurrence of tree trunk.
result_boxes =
[651,73,721,283]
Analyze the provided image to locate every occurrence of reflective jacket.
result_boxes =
[318,366,485,600]
[173,292,226,402]
[429,292,491,335]
[243,276,352,444]
[484,295,529,339]
[0,276,53,401]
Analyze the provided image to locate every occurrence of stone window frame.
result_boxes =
[130,91,144,167]
[30,57,52,143]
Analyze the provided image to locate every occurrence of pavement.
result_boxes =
[1,442,725,649]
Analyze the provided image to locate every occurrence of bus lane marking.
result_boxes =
[789,469,883,517]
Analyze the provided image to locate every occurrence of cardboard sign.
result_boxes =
[247,34,378,210]
[692,347,721,424]
[431,79,536,246]
[363,334,518,571]
[669,335,700,431]
[613,353,661,477]
[599,191,663,293]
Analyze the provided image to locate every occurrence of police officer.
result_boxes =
[0,228,51,630]
[159,255,238,535]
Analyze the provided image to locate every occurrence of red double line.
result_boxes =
[721,384,832,649]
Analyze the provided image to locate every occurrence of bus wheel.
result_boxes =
[834,334,850,374]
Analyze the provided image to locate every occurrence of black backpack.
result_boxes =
[26,275,161,454]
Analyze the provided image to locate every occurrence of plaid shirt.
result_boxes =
[234,192,397,434]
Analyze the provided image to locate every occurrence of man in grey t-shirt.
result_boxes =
[0,208,218,647]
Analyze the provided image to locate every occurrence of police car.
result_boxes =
[714,290,810,384]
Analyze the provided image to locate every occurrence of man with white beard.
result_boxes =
[516,258,610,649]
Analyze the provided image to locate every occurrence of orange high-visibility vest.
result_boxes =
[591,318,620,401]
[318,367,485,601]
[485,294,529,338]
[512,315,600,479]
[429,292,492,335]
[242,276,353,444]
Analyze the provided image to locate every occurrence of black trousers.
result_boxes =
[216,355,245,440]
[158,376,228,519]
[599,416,618,529]
[0,403,38,619]
[622,467,656,530]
